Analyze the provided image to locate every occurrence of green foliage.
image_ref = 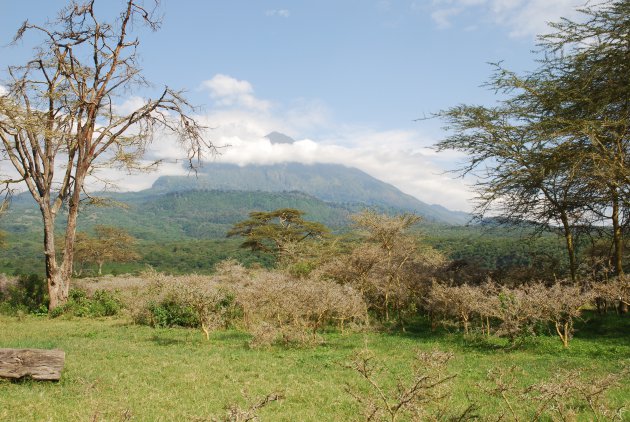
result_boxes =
[0,273,48,315]
[49,288,122,318]
[228,208,329,255]
[434,0,630,279]
[72,226,140,275]
[145,296,200,328]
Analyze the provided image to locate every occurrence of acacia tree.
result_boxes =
[73,225,139,275]
[0,1,214,309]
[435,0,630,280]
[436,104,588,282]
[227,208,329,258]
[537,0,630,277]
[325,210,444,323]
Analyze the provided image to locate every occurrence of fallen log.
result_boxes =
[0,348,65,381]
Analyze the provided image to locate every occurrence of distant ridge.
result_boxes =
[152,162,469,225]
[1,162,469,242]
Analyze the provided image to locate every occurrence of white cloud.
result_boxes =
[200,74,271,111]
[0,85,7,96]
[112,96,147,115]
[430,0,594,37]
[265,9,290,18]
[431,7,463,28]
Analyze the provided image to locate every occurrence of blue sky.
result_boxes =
[0,0,592,211]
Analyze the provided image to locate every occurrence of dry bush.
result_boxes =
[489,284,544,344]
[118,271,238,339]
[321,211,446,326]
[486,282,596,347]
[74,274,149,295]
[214,259,250,284]
[529,283,593,348]
[482,365,628,421]
[426,281,593,347]
[231,268,368,347]
[591,276,630,315]
[210,391,284,422]
[426,282,497,335]
[345,349,476,422]
[178,280,239,340]
[0,273,16,292]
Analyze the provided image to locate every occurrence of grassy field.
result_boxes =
[0,314,628,421]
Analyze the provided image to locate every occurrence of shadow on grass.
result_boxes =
[574,312,630,344]
[0,377,59,385]
[380,314,630,356]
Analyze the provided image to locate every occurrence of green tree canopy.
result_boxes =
[73,226,140,276]
[227,208,329,256]
[434,0,630,280]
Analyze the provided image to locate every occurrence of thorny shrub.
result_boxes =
[232,266,368,347]
[320,211,445,326]
[347,349,627,421]
[591,276,630,315]
[481,364,629,421]
[426,281,594,348]
[128,272,239,339]
[209,391,284,422]
[345,348,477,422]
[126,264,367,345]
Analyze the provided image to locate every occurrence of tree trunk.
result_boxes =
[41,169,85,311]
[41,209,67,311]
[611,190,624,277]
[559,213,578,283]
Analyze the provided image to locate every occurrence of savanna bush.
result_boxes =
[347,348,627,421]
[242,271,368,347]
[591,276,630,314]
[216,261,368,347]
[318,211,446,326]
[49,288,122,318]
[426,280,594,347]
[0,273,48,315]
[127,272,240,339]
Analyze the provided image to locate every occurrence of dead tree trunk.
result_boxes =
[0,348,65,381]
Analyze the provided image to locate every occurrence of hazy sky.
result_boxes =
[0,0,592,211]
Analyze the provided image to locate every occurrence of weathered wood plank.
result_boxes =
[0,348,65,381]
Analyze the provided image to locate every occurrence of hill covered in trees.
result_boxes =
[150,162,470,225]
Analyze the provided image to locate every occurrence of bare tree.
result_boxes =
[0,1,215,309]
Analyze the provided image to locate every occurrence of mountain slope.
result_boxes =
[152,162,469,224]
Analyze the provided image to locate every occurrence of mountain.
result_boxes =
[1,162,469,242]
[265,131,296,144]
[151,162,469,224]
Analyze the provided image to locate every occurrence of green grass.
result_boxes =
[0,315,628,421]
